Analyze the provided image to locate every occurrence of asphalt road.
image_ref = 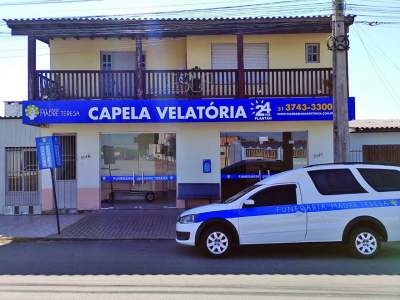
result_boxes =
[0,240,399,299]
[0,240,399,275]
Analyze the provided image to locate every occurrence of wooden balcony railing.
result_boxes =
[36,70,136,99]
[244,68,332,97]
[35,68,332,100]
[145,69,237,98]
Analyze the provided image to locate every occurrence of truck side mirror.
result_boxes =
[243,199,255,207]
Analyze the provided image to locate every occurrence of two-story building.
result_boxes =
[5,15,355,213]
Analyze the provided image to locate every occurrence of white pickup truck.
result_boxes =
[176,163,400,258]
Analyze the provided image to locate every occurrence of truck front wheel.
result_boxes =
[200,227,233,258]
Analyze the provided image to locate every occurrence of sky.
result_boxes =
[0,0,399,119]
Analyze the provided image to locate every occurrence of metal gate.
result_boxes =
[363,145,400,164]
[5,147,40,213]
[54,134,77,209]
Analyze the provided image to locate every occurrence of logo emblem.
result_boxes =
[250,99,271,119]
[25,105,39,121]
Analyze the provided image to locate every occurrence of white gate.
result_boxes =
[54,135,77,210]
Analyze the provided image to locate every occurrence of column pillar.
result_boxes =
[135,36,144,98]
[236,33,245,98]
[283,132,294,170]
[28,36,37,99]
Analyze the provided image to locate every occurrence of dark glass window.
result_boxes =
[308,169,367,195]
[358,168,400,192]
[245,184,297,207]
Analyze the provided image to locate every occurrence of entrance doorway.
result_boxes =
[100,133,176,209]
[55,134,77,210]
[100,51,145,98]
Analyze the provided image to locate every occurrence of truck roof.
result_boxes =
[257,163,400,185]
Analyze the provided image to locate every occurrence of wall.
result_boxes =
[186,33,331,69]
[350,131,400,161]
[0,118,40,215]
[50,33,330,70]
[40,121,333,210]
[50,37,187,70]
[350,132,400,150]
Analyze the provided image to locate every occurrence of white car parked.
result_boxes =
[176,163,400,258]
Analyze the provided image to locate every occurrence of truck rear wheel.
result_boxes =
[348,227,381,258]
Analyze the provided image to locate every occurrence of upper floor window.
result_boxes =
[305,43,320,63]
[211,43,269,69]
[102,54,112,70]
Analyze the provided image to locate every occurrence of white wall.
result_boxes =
[40,121,333,209]
[350,132,400,151]
[350,131,400,162]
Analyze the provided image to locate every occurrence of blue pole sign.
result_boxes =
[35,136,63,169]
[22,97,356,124]
[35,136,63,234]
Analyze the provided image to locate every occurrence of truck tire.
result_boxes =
[348,227,381,258]
[200,227,233,258]
[145,192,155,202]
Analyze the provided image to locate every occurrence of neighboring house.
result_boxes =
[350,119,400,163]
[0,102,41,215]
[5,15,355,212]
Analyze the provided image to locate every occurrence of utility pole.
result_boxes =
[331,0,350,162]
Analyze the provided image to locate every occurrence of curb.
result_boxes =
[0,236,176,242]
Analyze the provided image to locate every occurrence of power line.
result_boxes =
[2,0,332,19]
[353,24,400,108]
[0,0,101,6]
[357,24,400,73]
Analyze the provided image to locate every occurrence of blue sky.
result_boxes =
[0,0,399,119]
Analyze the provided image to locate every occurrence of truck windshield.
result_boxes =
[224,185,260,204]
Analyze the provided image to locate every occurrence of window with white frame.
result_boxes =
[211,43,269,69]
[305,43,320,63]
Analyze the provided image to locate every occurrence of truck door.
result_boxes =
[238,184,306,244]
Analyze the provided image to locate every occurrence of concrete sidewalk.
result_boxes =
[0,209,180,240]
[0,214,85,239]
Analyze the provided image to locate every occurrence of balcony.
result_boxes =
[35,68,332,100]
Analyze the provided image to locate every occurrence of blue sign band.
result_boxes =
[101,175,176,182]
[194,199,400,223]
[221,174,270,180]
[22,97,355,124]
[102,174,267,182]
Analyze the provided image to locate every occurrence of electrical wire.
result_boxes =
[2,0,332,19]
[353,24,400,108]
[0,0,101,6]
[357,24,400,73]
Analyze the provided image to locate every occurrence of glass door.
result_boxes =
[100,133,176,209]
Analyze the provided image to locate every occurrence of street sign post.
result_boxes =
[35,136,63,234]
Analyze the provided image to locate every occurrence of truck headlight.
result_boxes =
[178,214,196,224]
